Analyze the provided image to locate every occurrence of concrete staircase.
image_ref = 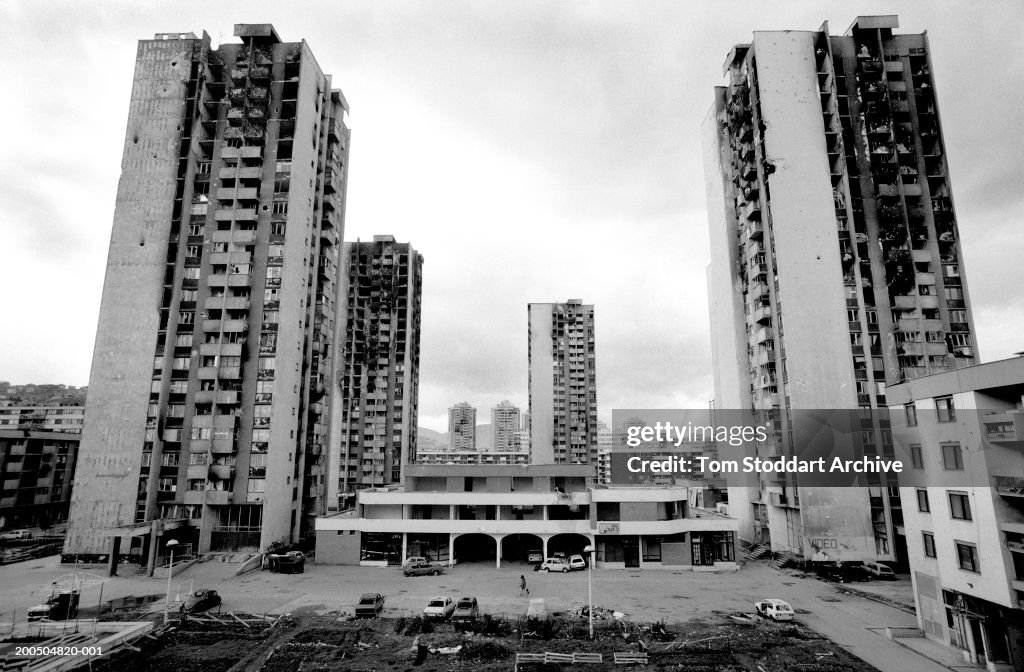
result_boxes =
[745,543,771,560]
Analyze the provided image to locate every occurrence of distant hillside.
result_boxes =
[0,382,87,407]
[418,424,494,450]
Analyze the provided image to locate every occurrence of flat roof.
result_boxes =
[887,356,1024,405]
[406,463,593,478]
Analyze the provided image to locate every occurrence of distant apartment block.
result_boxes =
[0,429,79,530]
[0,406,85,434]
[491,401,521,452]
[66,24,350,559]
[528,300,598,465]
[328,236,422,506]
[705,16,978,564]
[415,449,529,467]
[889,357,1024,669]
[596,422,622,486]
[448,402,476,452]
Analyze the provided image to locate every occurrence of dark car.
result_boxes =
[355,592,385,618]
[181,589,222,614]
[404,560,444,577]
[452,596,479,621]
[268,550,306,574]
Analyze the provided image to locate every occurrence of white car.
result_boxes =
[568,554,587,571]
[754,598,794,621]
[0,530,32,541]
[540,557,570,573]
[863,561,896,580]
[423,596,455,619]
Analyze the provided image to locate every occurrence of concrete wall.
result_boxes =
[528,303,555,464]
[662,542,692,567]
[66,38,197,555]
[316,529,361,564]
[755,32,875,559]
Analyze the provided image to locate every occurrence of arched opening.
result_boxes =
[500,533,544,564]
[452,533,497,564]
[548,533,591,559]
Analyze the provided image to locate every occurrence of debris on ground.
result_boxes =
[82,607,882,671]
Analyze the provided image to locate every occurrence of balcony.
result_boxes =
[210,465,234,480]
[752,303,772,325]
[217,366,241,380]
[995,475,1024,497]
[187,464,209,480]
[742,200,761,222]
[984,411,1024,446]
[204,490,232,505]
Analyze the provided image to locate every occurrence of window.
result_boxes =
[935,396,955,422]
[945,287,964,301]
[904,403,917,427]
[158,478,177,492]
[161,452,180,467]
[178,311,194,324]
[955,542,979,572]
[175,334,193,348]
[949,492,971,520]
[922,532,936,558]
[910,444,924,469]
[916,489,930,512]
[941,442,963,470]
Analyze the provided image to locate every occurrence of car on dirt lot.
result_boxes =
[404,560,444,577]
[863,561,896,580]
[754,598,794,621]
[540,557,570,572]
[267,550,306,574]
[181,589,221,614]
[568,554,587,571]
[0,529,32,541]
[355,593,385,618]
[452,596,479,620]
[527,550,543,563]
[423,596,456,619]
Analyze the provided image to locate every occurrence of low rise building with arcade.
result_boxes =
[315,464,738,571]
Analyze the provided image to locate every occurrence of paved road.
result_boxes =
[0,556,964,671]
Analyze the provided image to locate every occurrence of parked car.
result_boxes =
[268,550,306,574]
[527,550,544,564]
[27,590,79,621]
[423,596,456,619]
[568,554,587,571]
[404,560,444,577]
[540,557,570,573]
[452,596,479,620]
[0,529,32,541]
[181,589,221,614]
[403,556,430,567]
[863,561,896,580]
[355,593,385,618]
[754,599,794,622]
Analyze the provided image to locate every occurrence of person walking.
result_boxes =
[519,574,529,597]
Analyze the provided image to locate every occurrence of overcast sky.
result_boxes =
[2,1,1022,431]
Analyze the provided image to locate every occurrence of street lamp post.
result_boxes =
[583,544,595,639]
[163,539,179,623]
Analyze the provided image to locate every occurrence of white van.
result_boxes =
[863,561,896,580]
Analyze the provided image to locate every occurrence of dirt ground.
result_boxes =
[90,606,879,672]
